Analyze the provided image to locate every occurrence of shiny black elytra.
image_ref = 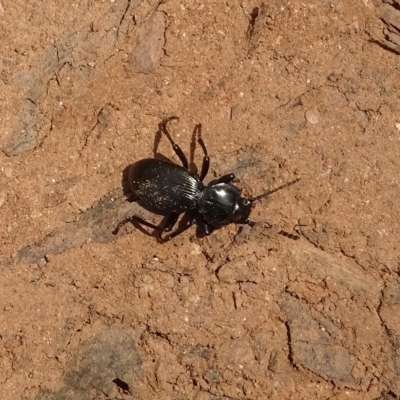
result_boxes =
[115,116,300,242]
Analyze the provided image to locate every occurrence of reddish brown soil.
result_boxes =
[1,1,400,399]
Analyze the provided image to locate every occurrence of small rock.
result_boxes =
[217,258,250,284]
[217,339,255,367]
[298,215,312,226]
[305,108,320,124]
[128,11,165,74]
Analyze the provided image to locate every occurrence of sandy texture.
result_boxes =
[1,0,400,399]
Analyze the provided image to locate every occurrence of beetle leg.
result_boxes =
[194,124,210,181]
[161,116,179,125]
[163,212,180,232]
[159,214,196,242]
[203,224,214,236]
[160,116,189,169]
[113,215,161,235]
[216,173,236,184]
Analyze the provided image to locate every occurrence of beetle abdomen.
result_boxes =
[129,158,202,213]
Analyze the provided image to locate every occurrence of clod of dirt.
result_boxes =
[127,11,165,74]
[216,257,251,284]
[217,338,255,368]
[280,292,363,389]
[2,1,130,156]
[34,328,143,400]
[291,246,382,301]
[247,3,271,56]
[3,99,38,156]
[374,1,400,54]
[378,282,400,394]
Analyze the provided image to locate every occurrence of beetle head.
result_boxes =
[229,196,252,224]
[229,177,301,224]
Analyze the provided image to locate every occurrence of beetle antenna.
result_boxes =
[250,177,301,203]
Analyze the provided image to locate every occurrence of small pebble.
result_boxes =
[0,192,6,208]
[298,215,312,226]
[305,108,320,124]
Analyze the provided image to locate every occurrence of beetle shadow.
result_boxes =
[152,123,172,163]
[152,120,200,174]
[121,164,136,202]
[189,124,199,175]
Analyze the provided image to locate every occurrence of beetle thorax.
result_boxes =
[197,183,252,227]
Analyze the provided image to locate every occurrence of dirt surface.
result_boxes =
[1,0,400,399]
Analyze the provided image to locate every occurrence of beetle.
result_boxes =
[114,116,300,242]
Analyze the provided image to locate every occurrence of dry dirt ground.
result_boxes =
[1,0,400,399]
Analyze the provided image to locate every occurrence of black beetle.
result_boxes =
[115,116,300,242]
